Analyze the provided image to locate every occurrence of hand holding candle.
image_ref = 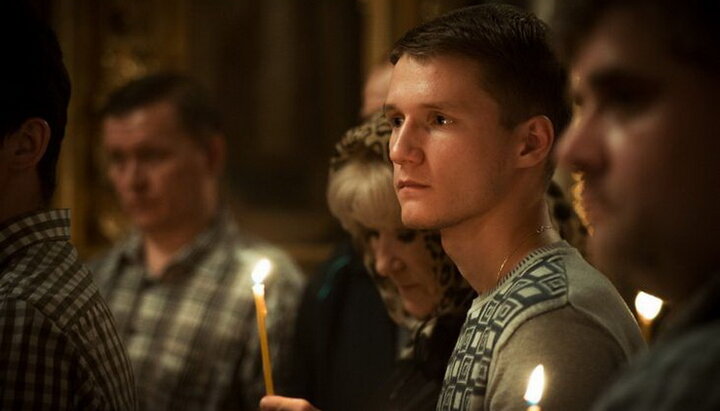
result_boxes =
[524,364,544,411]
[252,258,274,395]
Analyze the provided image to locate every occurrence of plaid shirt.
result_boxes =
[90,212,305,410]
[0,209,137,410]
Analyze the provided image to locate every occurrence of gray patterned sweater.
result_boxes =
[437,241,645,410]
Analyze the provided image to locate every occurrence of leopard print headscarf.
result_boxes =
[329,111,476,335]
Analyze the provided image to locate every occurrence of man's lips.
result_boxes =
[123,199,155,212]
[397,179,429,190]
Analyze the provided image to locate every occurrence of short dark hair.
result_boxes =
[0,3,71,204]
[553,0,720,73]
[390,4,570,137]
[101,73,222,146]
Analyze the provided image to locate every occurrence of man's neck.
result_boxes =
[142,211,216,278]
[0,176,45,226]
[441,196,560,293]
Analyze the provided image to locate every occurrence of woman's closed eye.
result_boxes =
[363,229,380,241]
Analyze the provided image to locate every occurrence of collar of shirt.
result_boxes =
[116,210,236,281]
[0,209,71,266]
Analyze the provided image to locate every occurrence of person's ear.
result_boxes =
[204,134,226,177]
[514,115,554,169]
[4,118,50,171]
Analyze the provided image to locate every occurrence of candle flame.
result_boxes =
[524,364,545,405]
[635,291,663,321]
[252,258,272,284]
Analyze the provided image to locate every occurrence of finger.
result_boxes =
[259,395,319,411]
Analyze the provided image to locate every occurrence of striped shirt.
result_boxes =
[90,212,305,410]
[0,209,137,410]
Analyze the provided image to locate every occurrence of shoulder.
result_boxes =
[1,241,104,328]
[86,235,135,273]
[86,245,121,273]
[0,240,129,353]
[560,247,645,355]
[0,294,69,342]
[498,305,631,363]
[488,246,644,359]
[597,322,720,410]
[501,245,643,354]
[85,236,138,293]
[481,248,573,343]
[488,305,636,411]
[0,293,136,409]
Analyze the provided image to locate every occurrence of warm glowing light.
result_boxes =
[252,258,272,284]
[635,291,663,321]
[524,364,545,405]
[251,257,274,395]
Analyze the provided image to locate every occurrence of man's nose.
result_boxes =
[119,159,148,192]
[557,111,606,175]
[389,120,424,166]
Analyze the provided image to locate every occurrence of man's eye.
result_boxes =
[601,84,657,115]
[107,152,127,168]
[434,115,452,125]
[607,91,641,108]
[389,116,404,128]
[138,150,169,163]
[108,153,123,164]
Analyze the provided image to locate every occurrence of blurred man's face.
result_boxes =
[102,101,217,235]
[558,9,720,300]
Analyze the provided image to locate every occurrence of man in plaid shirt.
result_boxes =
[0,4,136,410]
[91,73,305,410]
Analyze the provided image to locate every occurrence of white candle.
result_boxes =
[252,258,274,395]
[524,364,545,411]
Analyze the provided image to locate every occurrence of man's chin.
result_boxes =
[588,226,642,282]
[400,210,438,230]
[586,227,616,266]
[130,213,165,233]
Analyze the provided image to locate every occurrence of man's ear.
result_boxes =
[5,118,51,171]
[514,115,554,169]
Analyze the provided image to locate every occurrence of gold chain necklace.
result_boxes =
[496,225,554,284]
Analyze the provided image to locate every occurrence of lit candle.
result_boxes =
[252,258,274,395]
[524,364,545,411]
[634,291,663,342]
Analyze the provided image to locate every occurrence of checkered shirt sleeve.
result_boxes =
[0,210,137,410]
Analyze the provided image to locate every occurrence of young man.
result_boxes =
[92,73,305,410]
[554,0,720,408]
[385,4,644,410]
[0,4,136,409]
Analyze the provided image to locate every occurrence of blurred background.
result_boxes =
[35,0,551,275]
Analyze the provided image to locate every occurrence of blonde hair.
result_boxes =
[327,158,400,240]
